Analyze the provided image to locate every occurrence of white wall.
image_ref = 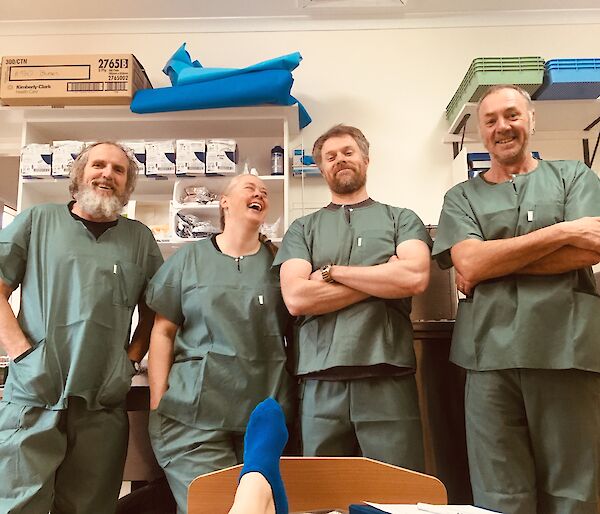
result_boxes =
[1,21,599,224]
[0,156,19,208]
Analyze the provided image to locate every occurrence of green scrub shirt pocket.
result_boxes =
[353,230,396,265]
[479,208,519,240]
[158,357,206,426]
[113,261,145,307]
[532,202,565,231]
[6,339,60,406]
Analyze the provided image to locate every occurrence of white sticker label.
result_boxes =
[527,210,534,222]
[258,295,264,305]
[358,237,362,247]
[113,264,118,274]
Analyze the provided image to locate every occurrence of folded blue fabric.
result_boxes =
[164,43,303,86]
[131,69,311,127]
[131,43,311,128]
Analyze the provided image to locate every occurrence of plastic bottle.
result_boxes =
[271,146,284,175]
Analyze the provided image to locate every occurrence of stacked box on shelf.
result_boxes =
[20,144,52,178]
[292,147,320,176]
[52,141,85,178]
[533,59,600,100]
[120,141,146,174]
[446,56,545,121]
[176,139,206,176]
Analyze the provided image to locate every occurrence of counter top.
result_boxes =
[413,320,454,339]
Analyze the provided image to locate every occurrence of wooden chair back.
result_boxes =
[188,457,447,513]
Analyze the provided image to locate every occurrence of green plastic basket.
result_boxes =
[446,57,545,121]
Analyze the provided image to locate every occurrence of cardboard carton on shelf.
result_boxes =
[0,53,152,106]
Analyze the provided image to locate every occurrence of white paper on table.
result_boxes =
[364,503,500,514]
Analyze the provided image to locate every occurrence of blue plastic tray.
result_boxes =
[533,58,600,100]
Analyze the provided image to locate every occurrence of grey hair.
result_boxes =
[477,84,534,114]
[69,141,138,204]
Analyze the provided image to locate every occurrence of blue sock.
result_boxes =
[239,397,289,514]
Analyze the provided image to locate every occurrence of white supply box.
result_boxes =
[52,140,85,178]
[20,144,52,177]
[176,139,206,176]
[120,141,146,174]
[145,141,176,176]
[206,139,238,175]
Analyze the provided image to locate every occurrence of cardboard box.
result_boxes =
[0,54,152,106]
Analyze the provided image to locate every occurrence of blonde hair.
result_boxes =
[219,175,245,230]
[218,175,278,257]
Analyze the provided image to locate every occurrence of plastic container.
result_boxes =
[533,58,600,100]
[446,57,545,121]
[271,145,284,175]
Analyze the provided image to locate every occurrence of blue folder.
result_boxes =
[349,505,389,514]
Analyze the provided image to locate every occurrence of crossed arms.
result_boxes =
[452,217,600,295]
[280,239,431,317]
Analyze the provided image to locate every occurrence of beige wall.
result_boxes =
[0,156,19,209]
[1,22,599,223]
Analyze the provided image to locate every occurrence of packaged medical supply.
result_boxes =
[146,141,176,176]
[120,141,146,174]
[176,139,206,176]
[206,139,238,175]
[52,140,85,178]
[20,144,52,177]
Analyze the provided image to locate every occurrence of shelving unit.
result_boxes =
[7,105,299,257]
[444,99,600,166]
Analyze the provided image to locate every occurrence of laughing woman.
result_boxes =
[146,174,294,514]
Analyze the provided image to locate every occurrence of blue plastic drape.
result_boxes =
[131,43,311,128]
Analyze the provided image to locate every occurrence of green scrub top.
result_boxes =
[145,237,294,431]
[273,199,432,376]
[432,160,600,372]
[0,204,164,410]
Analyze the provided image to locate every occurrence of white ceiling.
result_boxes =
[2,0,600,21]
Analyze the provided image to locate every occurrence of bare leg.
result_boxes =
[228,472,275,514]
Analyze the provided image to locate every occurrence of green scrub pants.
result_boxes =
[148,410,244,514]
[465,369,600,514]
[0,397,128,514]
[300,374,424,471]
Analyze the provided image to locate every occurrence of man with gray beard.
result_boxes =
[274,125,432,469]
[0,142,163,514]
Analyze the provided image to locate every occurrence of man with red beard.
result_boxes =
[0,142,163,514]
[274,125,431,469]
